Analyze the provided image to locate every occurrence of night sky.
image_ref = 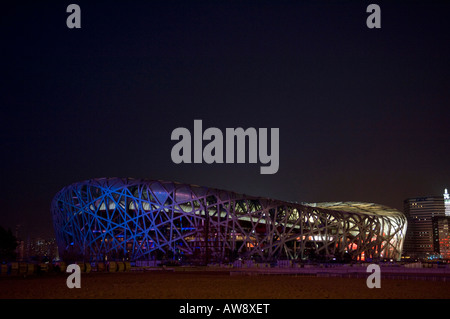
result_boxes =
[1,0,449,239]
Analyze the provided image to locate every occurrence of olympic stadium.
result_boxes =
[51,178,407,263]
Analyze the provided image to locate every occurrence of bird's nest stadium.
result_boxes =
[51,178,407,263]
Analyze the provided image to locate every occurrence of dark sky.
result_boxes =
[1,0,449,239]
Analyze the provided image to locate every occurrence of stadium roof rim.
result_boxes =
[58,177,404,218]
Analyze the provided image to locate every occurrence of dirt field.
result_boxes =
[1,269,449,299]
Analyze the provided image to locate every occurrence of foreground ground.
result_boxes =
[1,269,449,299]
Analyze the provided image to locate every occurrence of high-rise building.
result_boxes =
[403,189,449,259]
[444,188,450,217]
[433,217,450,259]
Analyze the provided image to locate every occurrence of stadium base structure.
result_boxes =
[51,178,407,263]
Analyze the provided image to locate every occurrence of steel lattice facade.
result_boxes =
[51,178,407,262]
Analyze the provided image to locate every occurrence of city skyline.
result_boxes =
[1,1,449,239]
[403,190,448,259]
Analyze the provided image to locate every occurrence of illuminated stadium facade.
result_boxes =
[51,178,407,263]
